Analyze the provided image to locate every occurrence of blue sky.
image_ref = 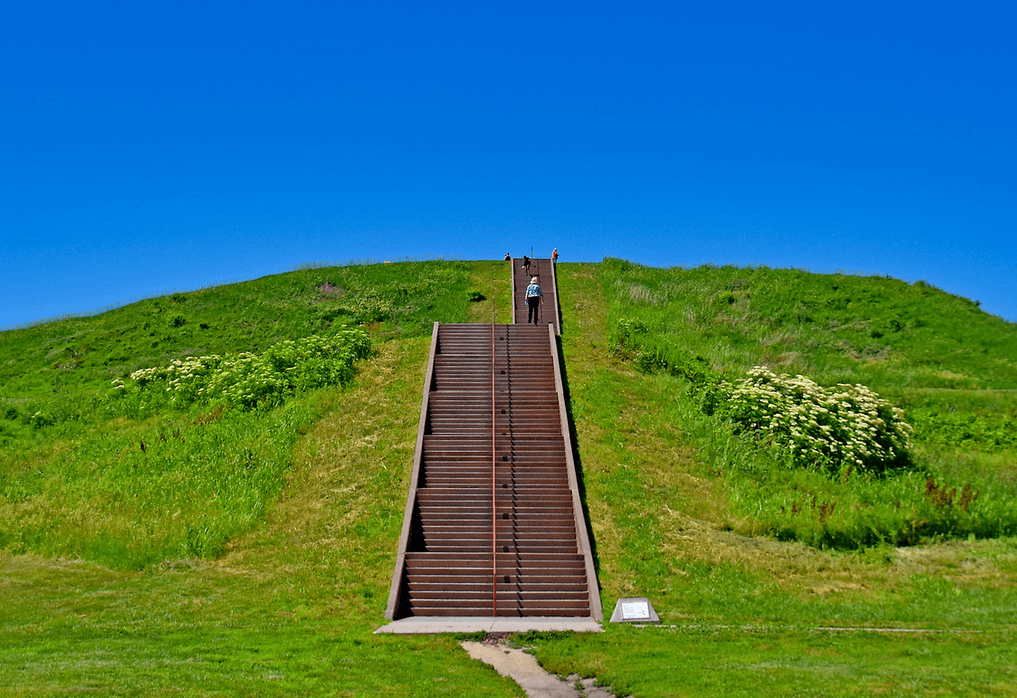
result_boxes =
[3,1,1015,328]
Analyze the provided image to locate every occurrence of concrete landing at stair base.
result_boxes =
[375,616,602,634]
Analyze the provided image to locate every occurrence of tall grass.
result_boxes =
[0,387,336,568]
[0,261,475,569]
[600,257,1017,390]
[0,337,525,697]
[0,260,472,403]
[599,258,1017,547]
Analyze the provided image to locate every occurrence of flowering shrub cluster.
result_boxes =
[115,328,371,410]
[722,366,913,474]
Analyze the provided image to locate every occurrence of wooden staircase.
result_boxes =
[512,257,561,334]
[385,262,599,621]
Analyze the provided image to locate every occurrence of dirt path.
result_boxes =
[461,638,623,698]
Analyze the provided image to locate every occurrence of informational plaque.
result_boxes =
[621,600,650,620]
[609,597,660,623]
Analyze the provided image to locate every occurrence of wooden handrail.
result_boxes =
[384,321,440,620]
[549,322,603,620]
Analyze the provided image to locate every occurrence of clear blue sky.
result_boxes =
[3,1,1015,328]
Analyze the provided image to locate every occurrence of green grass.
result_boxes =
[599,258,1017,390]
[531,263,1017,697]
[0,260,472,404]
[527,625,1017,698]
[1,259,1016,696]
[1,337,524,697]
[1,399,329,568]
[0,261,474,570]
[597,259,1017,549]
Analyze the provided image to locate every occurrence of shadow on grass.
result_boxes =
[555,334,600,578]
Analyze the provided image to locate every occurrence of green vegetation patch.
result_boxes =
[721,366,914,475]
[117,327,371,410]
[0,260,472,404]
[0,261,476,569]
[525,625,1017,698]
[545,263,1017,697]
[600,257,1017,390]
[0,395,328,569]
[599,259,1017,547]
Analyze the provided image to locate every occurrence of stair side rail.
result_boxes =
[384,321,440,620]
[548,258,562,334]
[548,323,602,621]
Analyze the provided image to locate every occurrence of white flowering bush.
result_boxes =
[722,366,913,474]
[116,328,371,410]
[126,354,225,402]
[204,352,286,409]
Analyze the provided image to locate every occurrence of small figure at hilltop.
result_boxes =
[522,255,531,275]
[504,252,511,261]
[525,276,543,325]
[551,248,558,264]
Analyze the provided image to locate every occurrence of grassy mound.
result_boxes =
[600,258,1017,548]
[0,261,474,568]
[1,258,1015,697]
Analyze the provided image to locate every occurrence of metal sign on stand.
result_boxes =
[609,597,660,623]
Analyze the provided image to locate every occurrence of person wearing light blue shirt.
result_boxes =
[525,277,543,325]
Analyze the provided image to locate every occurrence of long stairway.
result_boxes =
[384,262,599,624]
[512,257,561,334]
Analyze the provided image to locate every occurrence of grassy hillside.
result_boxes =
[541,262,1017,696]
[2,259,1015,696]
[0,260,473,400]
[0,261,479,568]
[599,259,1017,548]
[600,257,1017,389]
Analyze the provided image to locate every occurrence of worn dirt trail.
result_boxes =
[461,638,622,698]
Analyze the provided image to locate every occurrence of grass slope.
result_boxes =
[0,262,478,569]
[599,259,1017,548]
[599,258,1017,389]
[1,259,1015,696]
[531,263,1017,696]
[1,339,521,696]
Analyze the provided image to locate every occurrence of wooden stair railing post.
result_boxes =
[510,258,517,325]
